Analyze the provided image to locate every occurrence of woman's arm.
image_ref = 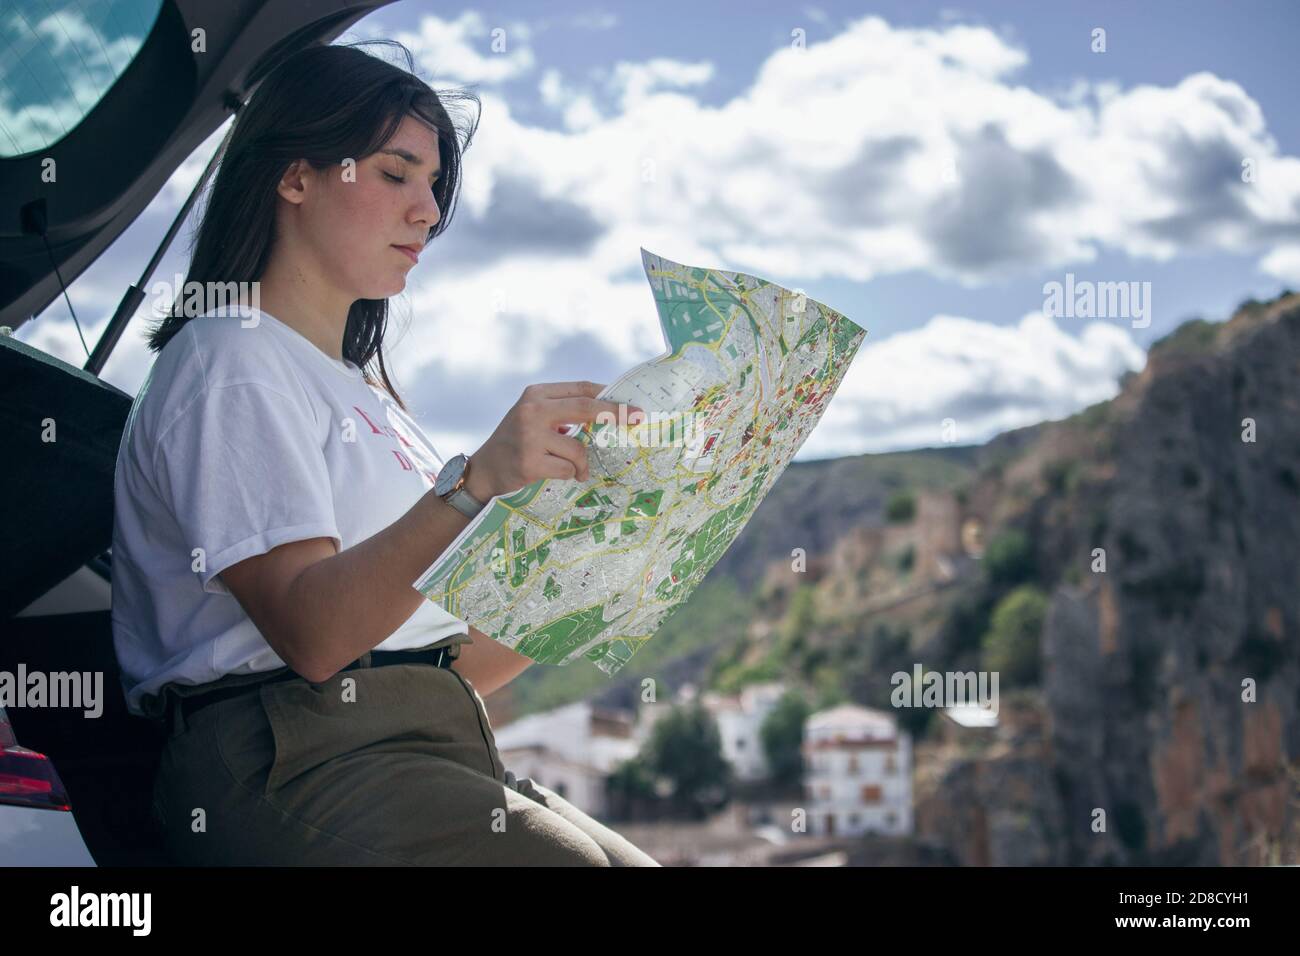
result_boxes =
[220,473,491,683]
[451,625,535,697]
[218,382,630,684]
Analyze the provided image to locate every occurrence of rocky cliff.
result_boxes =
[906,294,1300,865]
[1030,294,1300,865]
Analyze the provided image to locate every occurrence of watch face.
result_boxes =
[435,454,466,496]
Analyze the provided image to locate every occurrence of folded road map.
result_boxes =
[413,248,867,673]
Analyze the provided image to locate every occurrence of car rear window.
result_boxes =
[0,0,165,158]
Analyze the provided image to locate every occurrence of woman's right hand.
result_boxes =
[465,381,642,501]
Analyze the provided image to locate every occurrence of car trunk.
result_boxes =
[2,0,398,866]
[1,333,164,864]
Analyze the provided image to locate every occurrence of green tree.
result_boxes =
[607,756,656,799]
[983,529,1035,585]
[643,702,732,819]
[886,490,916,523]
[981,584,1049,686]
[759,690,810,788]
[605,756,658,819]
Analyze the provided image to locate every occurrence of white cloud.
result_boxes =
[1259,245,1300,285]
[539,68,603,132]
[159,118,233,206]
[393,247,670,380]
[801,311,1147,457]
[607,58,715,111]
[539,56,714,130]
[391,11,536,86]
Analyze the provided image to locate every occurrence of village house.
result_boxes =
[493,701,639,817]
[803,704,913,837]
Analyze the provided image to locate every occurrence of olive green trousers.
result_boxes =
[147,641,659,866]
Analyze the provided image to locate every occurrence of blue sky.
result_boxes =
[17,0,1300,459]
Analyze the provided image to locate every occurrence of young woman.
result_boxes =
[111,41,658,866]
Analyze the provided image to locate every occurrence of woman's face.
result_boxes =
[286,113,443,300]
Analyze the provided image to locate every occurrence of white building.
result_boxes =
[494,701,639,816]
[943,702,998,729]
[802,704,912,837]
[698,682,788,781]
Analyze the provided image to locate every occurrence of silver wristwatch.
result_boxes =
[434,452,486,519]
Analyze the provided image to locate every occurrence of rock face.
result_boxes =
[912,296,1300,865]
[914,696,1070,866]
[1038,296,1300,865]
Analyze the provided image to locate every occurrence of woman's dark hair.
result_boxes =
[145,40,480,410]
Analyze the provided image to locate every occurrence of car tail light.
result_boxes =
[0,706,72,811]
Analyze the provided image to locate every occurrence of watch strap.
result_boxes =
[445,485,485,519]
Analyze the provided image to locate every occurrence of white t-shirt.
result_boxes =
[111,305,469,717]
